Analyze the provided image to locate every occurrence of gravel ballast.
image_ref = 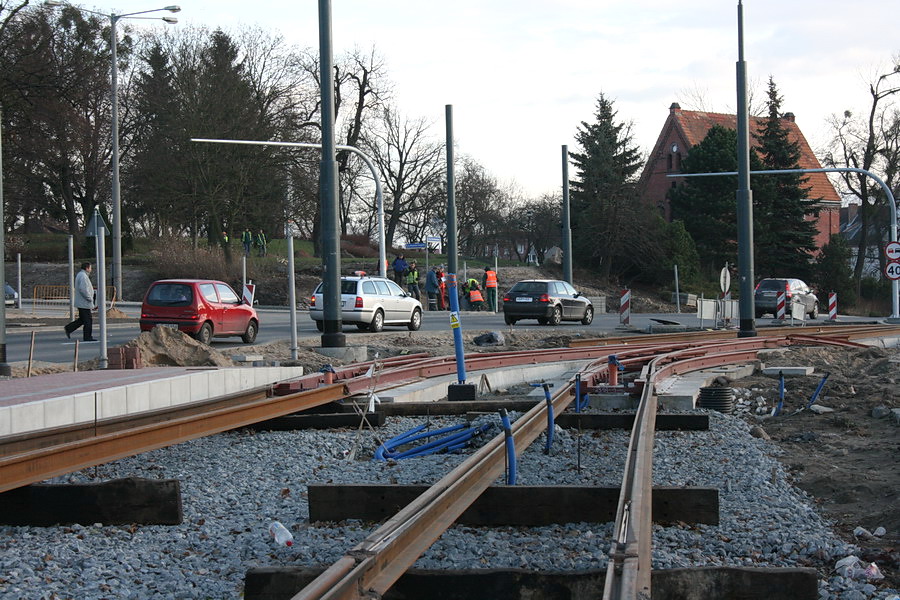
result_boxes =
[0,410,896,599]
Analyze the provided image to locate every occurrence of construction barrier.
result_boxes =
[619,289,630,325]
[31,285,117,315]
[829,292,837,320]
[775,291,786,320]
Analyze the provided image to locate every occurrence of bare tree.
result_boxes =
[824,59,900,287]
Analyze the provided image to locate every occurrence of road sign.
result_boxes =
[719,267,731,293]
[885,262,900,280]
[405,242,426,250]
[885,241,900,262]
[85,211,109,238]
[426,236,441,243]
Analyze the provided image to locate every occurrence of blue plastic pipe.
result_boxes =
[806,372,830,408]
[499,409,516,485]
[446,273,467,384]
[531,383,555,454]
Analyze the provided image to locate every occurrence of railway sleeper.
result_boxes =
[0,477,182,526]
[306,484,719,526]
[244,565,817,600]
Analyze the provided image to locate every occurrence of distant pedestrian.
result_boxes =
[222,231,229,244]
[425,265,440,311]
[482,265,498,312]
[405,261,420,300]
[391,254,409,285]
[64,262,96,342]
[241,228,253,257]
[255,229,267,257]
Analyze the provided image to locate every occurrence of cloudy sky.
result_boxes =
[119,0,898,196]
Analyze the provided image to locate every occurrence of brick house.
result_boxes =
[638,102,841,250]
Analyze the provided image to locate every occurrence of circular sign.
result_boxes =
[886,241,900,262]
[720,267,731,293]
[885,262,900,281]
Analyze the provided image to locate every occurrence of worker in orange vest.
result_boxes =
[482,266,498,312]
[467,285,485,311]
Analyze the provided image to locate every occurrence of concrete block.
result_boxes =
[169,375,191,406]
[589,393,635,410]
[0,406,11,436]
[208,371,226,399]
[43,396,75,429]
[313,345,367,363]
[98,387,127,419]
[149,379,172,410]
[126,382,151,414]
[73,392,96,425]
[223,368,242,395]
[239,368,255,390]
[762,366,814,376]
[10,401,44,434]
[809,404,834,414]
[189,371,210,402]
[253,367,277,387]
[231,354,264,362]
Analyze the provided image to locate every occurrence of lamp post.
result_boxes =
[45,2,180,301]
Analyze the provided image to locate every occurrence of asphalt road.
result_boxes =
[2,303,882,365]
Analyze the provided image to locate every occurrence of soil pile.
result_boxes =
[126,327,234,367]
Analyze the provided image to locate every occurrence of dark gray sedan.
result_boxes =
[501,279,594,326]
[754,278,820,319]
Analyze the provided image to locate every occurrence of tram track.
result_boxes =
[1,324,896,599]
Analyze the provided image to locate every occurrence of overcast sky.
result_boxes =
[119,0,898,197]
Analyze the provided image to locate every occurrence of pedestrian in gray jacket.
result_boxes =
[64,262,96,341]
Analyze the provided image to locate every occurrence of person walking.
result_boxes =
[241,228,253,257]
[255,229,267,257]
[64,262,96,341]
[222,231,229,244]
[436,266,447,310]
[405,261,421,300]
[482,265,498,312]
[425,265,440,311]
[391,254,409,285]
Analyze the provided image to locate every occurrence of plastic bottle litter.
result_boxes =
[834,555,884,580]
[269,521,293,547]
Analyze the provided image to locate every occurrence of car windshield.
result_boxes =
[147,283,193,306]
[510,281,548,294]
[757,280,787,292]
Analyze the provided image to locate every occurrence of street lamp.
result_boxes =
[45,1,180,301]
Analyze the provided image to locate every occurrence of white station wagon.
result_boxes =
[309,276,423,332]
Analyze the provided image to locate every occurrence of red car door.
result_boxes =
[215,282,246,334]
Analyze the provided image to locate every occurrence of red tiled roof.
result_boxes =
[673,109,840,204]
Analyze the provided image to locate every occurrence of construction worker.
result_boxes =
[467,282,485,311]
[482,266,498,312]
[405,261,421,300]
[241,228,253,257]
[255,229,267,257]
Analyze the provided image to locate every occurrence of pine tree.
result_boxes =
[568,94,643,282]
[753,77,819,279]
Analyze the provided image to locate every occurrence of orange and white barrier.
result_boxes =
[776,291,786,320]
[829,292,837,321]
[619,289,631,325]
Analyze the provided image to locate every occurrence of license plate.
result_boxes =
[158,323,179,329]
[515,297,532,303]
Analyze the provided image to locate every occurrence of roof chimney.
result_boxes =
[670,102,682,112]
[783,112,795,122]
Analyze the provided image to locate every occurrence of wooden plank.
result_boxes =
[0,477,182,526]
[244,566,816,600]
[556,412,708,430]
[307,484,718,525]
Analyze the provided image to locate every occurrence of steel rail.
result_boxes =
[291,376,579,600]
[602,335,867,599]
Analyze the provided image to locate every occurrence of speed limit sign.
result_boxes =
[886,262,900,280]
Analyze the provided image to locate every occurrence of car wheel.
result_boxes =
[809,302,819,319]
[581,306,594,325]
[504,314,516,325]
[368,309,384,333]
[315,320,324,332]
[241,320,258,344]
[407,308,422,331]
[548,305,562,326]
[195,322,213,345]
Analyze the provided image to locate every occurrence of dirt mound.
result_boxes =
[126,327,234,367]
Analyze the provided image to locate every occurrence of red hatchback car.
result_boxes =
[139,279,259,344]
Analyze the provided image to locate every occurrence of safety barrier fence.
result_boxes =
[31,285,117,315]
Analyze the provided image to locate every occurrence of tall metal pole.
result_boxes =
[110,14,123,303]
[318,0,344,348]
[446,105,466,385]
[68,235,75,319]
[0,108,9,376]
[96,221,108,369]
[735,0,756,337]
[561,145,573,284]
[286,223,298,360]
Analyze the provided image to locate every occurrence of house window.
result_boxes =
[667,154,673,170]
[675,153,682,170]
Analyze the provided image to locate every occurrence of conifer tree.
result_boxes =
[753,77,819,278]
[568,94,643,282]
